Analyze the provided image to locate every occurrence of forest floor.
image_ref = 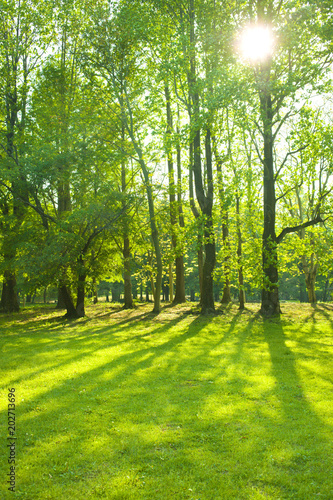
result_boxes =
[0,301,333,499]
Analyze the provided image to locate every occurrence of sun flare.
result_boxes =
[239,25,274,62]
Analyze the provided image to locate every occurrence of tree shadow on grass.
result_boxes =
[258,318,333,496]
[0,312,237,497]
[1,308,333,499]
[313,303,333,328]
[5,303,194,338]
[0,308,200,396]
[1,312,215,497]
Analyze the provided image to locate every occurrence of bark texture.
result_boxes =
[165,84,186,305]
[236,195,245,310]
[123,236,133,308]
[1,271,20,313]
[187,1,216,313]
[121,123,134,309]
[60,285,78,319]
[258,62,281,317]
[302,254,318,304]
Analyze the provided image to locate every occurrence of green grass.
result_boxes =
[0,302,333,499]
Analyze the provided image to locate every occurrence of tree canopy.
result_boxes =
[0,0,332,317]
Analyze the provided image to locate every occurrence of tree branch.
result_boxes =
[248,128,264,165]
[173,72,189,112]
[272,110,293,141]
[276,215,323,244]
[274,144,308,181]
[0,180,57,225]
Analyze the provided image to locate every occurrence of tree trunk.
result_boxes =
[323,279,329,302]
[174,256,185,304]
[221,213,231,304]
[55,33,76,310]
[214,139,231,305]
[258,66,281,317]
[1,187,27,313]
[201,218,216,314]
[147,250,156,302]
[189,141,203,304]
[216,153,231,304]
[197,241,204,303]
[56,178,72,308]
[299,278,308,303]
[135,159,161,311]
[1,45,29,314]
[221,283,231,304]
[1,271,19,313]
[93,277,98,304]
[302,255,318,304]
[61,285,78,319]
[236,195,245,310]
[165,84,185,305]
[132,281,137,299]
[121,122,133,309]
[187,3,215,313]
[112,286,121,302]
[193,128,215,314]
[169,262,174,303]
[306,276,317,304]
[220,215,231,304]
[164,279,170,302]
[76,272,86,318]
[120,77,162,313]
[123,236,133,308]
[173,112,186,304]
[56,285,67,309]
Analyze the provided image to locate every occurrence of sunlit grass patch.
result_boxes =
[0,302,333,499]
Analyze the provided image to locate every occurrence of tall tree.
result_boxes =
[0,0,53,312]
[85,1,164,312]
[164,83,186,304]
[240,0,331,316]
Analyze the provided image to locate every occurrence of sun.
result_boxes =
[239,25,274,63]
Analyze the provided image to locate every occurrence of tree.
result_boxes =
[0,0,53,312]
[84,0,164,312]
[164,84,186,304]
[240,0,332,316]
[278,108,333,303]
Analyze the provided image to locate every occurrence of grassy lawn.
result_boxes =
[0,302,333,499]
